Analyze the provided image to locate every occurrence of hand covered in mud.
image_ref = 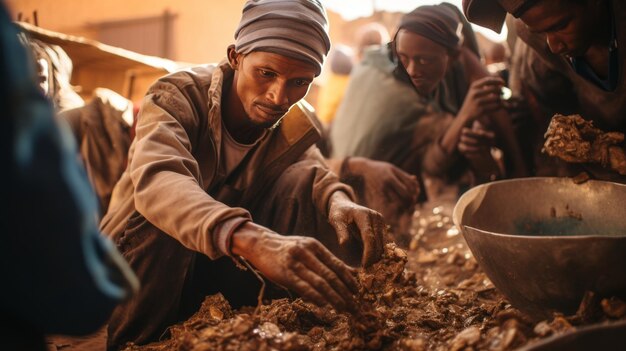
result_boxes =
[327,191,385,267]
[342,157,420,208]
[231,222,358,312]
[457,76,505,123]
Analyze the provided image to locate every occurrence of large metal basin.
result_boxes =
[453,177,626,319]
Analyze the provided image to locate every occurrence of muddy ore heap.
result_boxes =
[125,209,626,351]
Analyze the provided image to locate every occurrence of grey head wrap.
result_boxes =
[396,4,462,53]
[234,0,331,76]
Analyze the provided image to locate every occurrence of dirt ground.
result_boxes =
[107,203,626,351]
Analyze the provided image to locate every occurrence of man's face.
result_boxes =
[520,0,597,57]
[232,51,317,129]
[395,29,450,97]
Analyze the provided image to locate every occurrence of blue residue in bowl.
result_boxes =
[514,217,586,236]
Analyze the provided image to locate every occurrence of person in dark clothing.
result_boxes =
[463,0,626,181]
[0,3,138,350]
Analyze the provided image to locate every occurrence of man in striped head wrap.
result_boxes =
[102,1,387,348]
[233,0,330,76]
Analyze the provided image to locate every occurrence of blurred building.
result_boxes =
[4,2,421,109]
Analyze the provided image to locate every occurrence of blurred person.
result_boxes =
[330,4,526,202]
[463,0,626,182]
[59,88,134,215]
[1,3,138,351]
[316,44,354,125]
[355,22,391,61]
[316,21,390,127]
[20,31,135,215]
[19,34,84,112]
[100,0,390,349]
[484,41,511,82]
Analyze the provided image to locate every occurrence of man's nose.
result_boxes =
[546,34,567,55]
[267,81,288,106]
[405,60,420,77]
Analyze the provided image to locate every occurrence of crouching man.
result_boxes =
[100,0,386,349]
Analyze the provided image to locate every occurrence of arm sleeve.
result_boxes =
[297,145,356,216]
[128,80,252,259]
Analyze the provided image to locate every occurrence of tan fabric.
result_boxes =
[220,122,266,177]
[60,88,133,215]
[100,60,354,260]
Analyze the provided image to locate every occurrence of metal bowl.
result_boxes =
[453,177,626,319]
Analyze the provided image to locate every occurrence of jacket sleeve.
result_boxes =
[297,145,356,216]
[129,80,251,259]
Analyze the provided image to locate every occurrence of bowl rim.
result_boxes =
[453,177,626,240]
[462,224,626,240]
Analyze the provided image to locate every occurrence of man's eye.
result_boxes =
[294,79,310,87]
[418,58,432,65]
[259,69,275,77]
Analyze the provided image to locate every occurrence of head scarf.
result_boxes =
[462,0,540,33]
[234,0,331,75]
[396,4,462,53]
[390,4,462,104]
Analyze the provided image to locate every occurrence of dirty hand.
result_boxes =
[343,157,420,207]
[231,222,359,312]
[327,191,385,267]
[457,76,505,123]
[458,120,496,156]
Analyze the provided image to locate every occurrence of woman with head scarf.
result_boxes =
[330,3,527,201]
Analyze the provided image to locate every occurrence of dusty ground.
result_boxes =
[121,204,626,351]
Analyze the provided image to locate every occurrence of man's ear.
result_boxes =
[227,45,240,70]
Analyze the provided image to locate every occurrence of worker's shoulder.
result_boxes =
[151,64,218,94]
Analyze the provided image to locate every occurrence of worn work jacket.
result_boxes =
[100,61,351,259]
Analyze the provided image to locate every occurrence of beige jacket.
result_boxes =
[101,61,353,259]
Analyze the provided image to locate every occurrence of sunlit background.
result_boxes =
[5,0,510,108]
[323,0,507,42]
